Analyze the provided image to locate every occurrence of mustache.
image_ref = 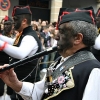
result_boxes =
[57,42,73,52]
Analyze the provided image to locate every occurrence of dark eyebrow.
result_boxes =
[13,16,19,19]
[58,27,62,30]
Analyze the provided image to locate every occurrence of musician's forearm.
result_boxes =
[10,81,23,92]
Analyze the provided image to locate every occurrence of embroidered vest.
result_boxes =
[42,50,100,100]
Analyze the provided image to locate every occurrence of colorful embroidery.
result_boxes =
[44,67,75,100]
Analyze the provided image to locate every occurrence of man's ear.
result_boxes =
[74,33,83,45]
[22,18,27,25]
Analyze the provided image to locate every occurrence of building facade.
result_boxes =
[0,0,99,23]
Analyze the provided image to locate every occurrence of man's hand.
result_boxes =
[0,64,23,92]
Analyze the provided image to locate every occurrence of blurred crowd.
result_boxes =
[31,19,61,79]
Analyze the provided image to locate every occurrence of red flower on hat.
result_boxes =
[4,15,8,21]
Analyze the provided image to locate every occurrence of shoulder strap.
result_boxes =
[51,51,96,79]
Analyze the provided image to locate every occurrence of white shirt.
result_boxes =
[0,35,38,59]
[94,34,100,50]
[56,56,71,69]
[17,68,100,100]
[82,68,100,100]
[18,74,46,100]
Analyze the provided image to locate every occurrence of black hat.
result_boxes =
[96,8,100,17]
[56,7,75,29]
[56,8,66,29]
[12,5,32,17]
[58,7,96,27]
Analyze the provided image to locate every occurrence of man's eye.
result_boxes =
[59,30,64,34]
[14,19,17,21]
[13,17,18,21]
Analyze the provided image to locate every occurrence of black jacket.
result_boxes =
[10,26,42,82]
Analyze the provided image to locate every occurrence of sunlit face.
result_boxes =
[38,19,41,23]
[44,28,49,33]
[41,21,46,26]
[4,21,12,33]
[49,26,54,32]
[13,15,22,30]
[57,23,74,54]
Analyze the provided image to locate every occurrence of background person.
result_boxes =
[0,16,14,100]
[91,8,100,62]
[0,5,42,100]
